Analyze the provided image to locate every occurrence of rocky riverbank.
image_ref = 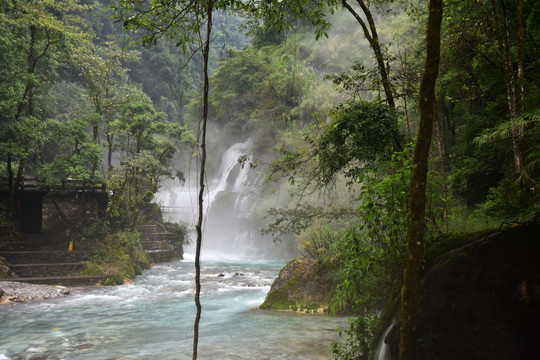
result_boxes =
[0,281,76,304]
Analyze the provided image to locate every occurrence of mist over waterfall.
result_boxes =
[155,139,283,257]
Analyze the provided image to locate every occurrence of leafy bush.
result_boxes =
[165,221,192,249]
[476,176,533,219]
[331,316,376,360]
[299,221,340,260]
[446,197,501,233]
[312,101,400,183]
[81,230,150,285]
[326,146,446,358]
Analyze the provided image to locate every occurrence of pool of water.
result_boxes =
[0,254,346,359]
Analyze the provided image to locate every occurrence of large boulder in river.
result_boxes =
[260,257,335,313]
[385,219,540,360]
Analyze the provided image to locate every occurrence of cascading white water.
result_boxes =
[154,186,199,224]
[374,324,393,360]
[156,140,277,257]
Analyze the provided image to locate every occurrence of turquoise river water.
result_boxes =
[0,254,346,359]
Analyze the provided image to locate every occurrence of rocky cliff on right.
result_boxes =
[387,219,540,360]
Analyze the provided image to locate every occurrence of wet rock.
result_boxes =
[28,356,48,360]
[260,257,335,313]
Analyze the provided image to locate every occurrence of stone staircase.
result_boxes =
[0,235,103,285]
[0,226,183,285]
[138,224,183,263]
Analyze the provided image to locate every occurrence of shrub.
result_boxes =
[81,230,150,284]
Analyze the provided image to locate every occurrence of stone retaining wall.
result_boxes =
[1,251,87,264]
[145,250,182,263]
[42,196,99,235]
[10,263,82,278]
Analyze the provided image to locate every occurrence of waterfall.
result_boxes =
[373,324,393,360]
[156,140,276,257]
[154,186,199,224]
[206,140,256,210]
[203,140,264,256]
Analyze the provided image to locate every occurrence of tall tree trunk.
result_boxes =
[399,0,442,358]
[193,1,213,359]
[7,153,15,213]
[434,104,448,230]
[490,0,524,174]
[107,133,114,173]
[516,0,524,118]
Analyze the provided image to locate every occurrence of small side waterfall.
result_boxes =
[373,324,393,360]
[156,140,277,257]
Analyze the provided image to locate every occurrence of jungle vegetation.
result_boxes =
[1,0,539,359]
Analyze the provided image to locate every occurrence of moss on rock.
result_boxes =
[81,231,151,285]
[260,257,335,313]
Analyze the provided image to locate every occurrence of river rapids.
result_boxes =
[0,254,346,359]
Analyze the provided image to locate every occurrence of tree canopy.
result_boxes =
[1,0,539,358]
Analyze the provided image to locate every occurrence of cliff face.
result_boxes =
[260,257,335,313]
[387,220,540,360]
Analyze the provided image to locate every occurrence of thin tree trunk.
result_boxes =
[434,103,448,230]
[514,0,527,175]
[107,133,114,173]
[399,0,442,358]
[7,153,15,213]
[341,0,401,150]
[490,0,523,174]
[516,0,524,117]
[193,1,213,359]
[399,48,412,141]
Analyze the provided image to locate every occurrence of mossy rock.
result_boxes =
[82,231,151,285]
[260,257,335,313]
[80,261,103,276]
[260,278,299,311]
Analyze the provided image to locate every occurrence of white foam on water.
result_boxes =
[0,256,346,359]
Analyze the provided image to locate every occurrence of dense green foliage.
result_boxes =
[437,0,540,210]
[1,0,540,356]
[0,0,240,283]
[230,0,540,358]
[80,228,151,285]
[312,101,400,182]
